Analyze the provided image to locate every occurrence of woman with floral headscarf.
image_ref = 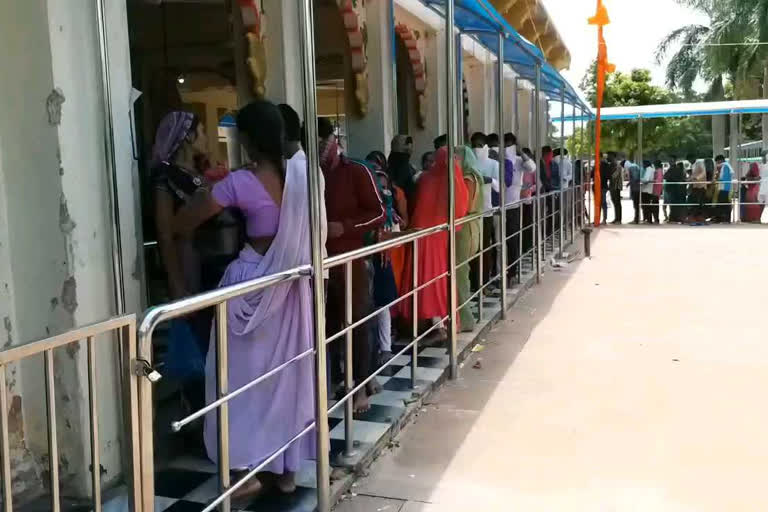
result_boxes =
[152,112,236,358]
[455,147,484,332]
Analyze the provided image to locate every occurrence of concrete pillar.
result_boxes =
[0,0,136,499]
[263,0,305,115]
[412,28,448,157]
[464,53,498,136]
[346,0,395,157]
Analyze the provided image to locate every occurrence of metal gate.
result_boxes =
[0,315,144,512]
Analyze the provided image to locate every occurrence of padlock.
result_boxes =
[134,359,162,383]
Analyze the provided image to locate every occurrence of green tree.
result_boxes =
[569,64,713,160]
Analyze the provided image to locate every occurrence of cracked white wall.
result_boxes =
[0,0,140,501]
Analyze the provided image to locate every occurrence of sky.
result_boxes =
[543,0,710,98]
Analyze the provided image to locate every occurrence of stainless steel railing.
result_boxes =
[0,315,140,512]
[136,221,454,512]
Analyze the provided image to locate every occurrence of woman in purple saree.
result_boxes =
[173,100,315,499]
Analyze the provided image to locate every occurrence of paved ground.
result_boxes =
[334,225,768,511]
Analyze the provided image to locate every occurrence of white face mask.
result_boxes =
[505,145,516,161]
[474,145,490,161]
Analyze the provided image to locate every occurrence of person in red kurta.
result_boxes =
[396,146,469,340]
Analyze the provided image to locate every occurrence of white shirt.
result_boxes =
[474,154,500,217]
[641,166,655,195]
[506,146,522,207]
[555,156,573,189]
[758,163,768,203]
[288,150,328,278]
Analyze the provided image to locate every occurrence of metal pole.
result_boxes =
[390,0,398,131]
[297,0,331,509]
[638,116,643,223]
[733,112,742,222]
[215,304,230,512]
[446,0,458,379]
[533,63,542,282]
[456,32,464,144]
[342,262,356,459]
[559,85,565,256]
[411,240,419,389]
[638,116,643,167]
[514,77,520,137]
[580,108,585,228]
[497,32,507,316]
[571,102,576,241]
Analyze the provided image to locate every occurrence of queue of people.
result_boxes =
[150,98,581,502]
[594,152,768,225]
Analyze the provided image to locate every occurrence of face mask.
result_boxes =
[505,145,516,161]
[474,145,490,161]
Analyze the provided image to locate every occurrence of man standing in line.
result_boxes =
[714,155,733,223]
[319,121,385,414]
[625,159,642,224]
[607,152,623,224]
[470,132,500,289]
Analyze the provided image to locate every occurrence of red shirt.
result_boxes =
[323,157,386,255]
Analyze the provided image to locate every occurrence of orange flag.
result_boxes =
[588,0,614,226]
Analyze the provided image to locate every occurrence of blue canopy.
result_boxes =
[422,0,590,112]
[551,99,768,123]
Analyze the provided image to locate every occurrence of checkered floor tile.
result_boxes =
[98,281,540,512]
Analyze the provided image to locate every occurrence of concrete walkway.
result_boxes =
[334,226,768,511]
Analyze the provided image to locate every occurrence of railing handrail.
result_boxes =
[324,223,448,269]
[138,222,452,349]
[0,314,136,365]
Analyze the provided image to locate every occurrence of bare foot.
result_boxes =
[353,389,370,415]
[366,379,382,396]
[276,472,296,494]
[230,472,263,506]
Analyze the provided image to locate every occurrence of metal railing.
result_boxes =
[0,315,140,512]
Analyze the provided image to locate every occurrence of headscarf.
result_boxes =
[391,134,412,153]
[388,149,417,203]
[319,135,340,174]
[748,162,760,179]
[410,146,469,229]
[151,111,196,168]
[457,146,484,253]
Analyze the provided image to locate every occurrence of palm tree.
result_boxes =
[730,0,768,147]
[658,0,768,148]
[655,0,741,98]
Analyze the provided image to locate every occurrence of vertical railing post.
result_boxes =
[514,77,519,137]
[533,63,542,282]
[571,102,577,241]
[497,32,507,316]
[44,350,61,512]
[559,84,566,256]
[0,367,11,512]
[478,218,484,322]
[342,262,356,460]
[297,0,331,509]
[215,305,230,512]
[411,240,419,389]
[446,0,458,379]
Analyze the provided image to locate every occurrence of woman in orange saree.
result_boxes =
[396,146,469,339]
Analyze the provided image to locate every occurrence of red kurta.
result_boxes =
[397,147,469,320]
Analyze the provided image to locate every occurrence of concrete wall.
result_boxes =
[0,0,137,500]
